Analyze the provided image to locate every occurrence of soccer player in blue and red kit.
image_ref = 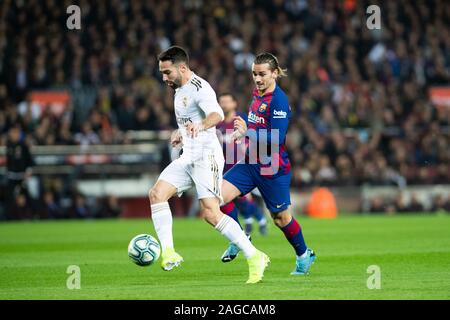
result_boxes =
[220,53,316,275]
[217,93,268,240]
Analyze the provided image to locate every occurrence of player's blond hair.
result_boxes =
[254,52,287,78]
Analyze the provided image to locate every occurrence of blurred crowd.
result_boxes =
[366,192,450,214]
[1,0,450,219]
[2,185,123,220]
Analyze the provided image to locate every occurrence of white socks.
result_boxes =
[151,202,174,251]
[215,215,256,258]
[151,203,258,259]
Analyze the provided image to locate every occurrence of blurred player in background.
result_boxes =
[148,46,269,283]
[5,125,34,220]
[221,53,316,275]
[217,93,268,240]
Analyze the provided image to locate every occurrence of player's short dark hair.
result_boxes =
[218,92,236,101]
[254,52,287,77]
[158,46,189,66]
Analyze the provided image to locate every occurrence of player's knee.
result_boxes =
[221,193,233,206]
[202,208,221,226]
[221,181,240,204]
[148,187,165,204]
[272,216,284,228]
[271,211,292,227]
[202,208,214,224]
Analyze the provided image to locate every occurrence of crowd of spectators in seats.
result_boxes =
[0,0,449,219]
[366,192,450,214]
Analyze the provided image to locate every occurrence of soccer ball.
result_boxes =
[128,234,161,266]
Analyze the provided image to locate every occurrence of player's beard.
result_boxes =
[168,72,183,89]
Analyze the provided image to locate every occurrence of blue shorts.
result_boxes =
[223,163,291,214]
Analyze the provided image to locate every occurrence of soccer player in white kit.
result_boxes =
[148,46,269,284]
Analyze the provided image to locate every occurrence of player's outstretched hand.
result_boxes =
[185,122,204,138]
[170,129,183,148]
[232,116,247,143]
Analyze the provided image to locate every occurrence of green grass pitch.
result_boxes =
[0,214,449,300]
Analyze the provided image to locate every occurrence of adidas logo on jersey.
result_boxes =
[190,77,202,91]
[248,112,265,124]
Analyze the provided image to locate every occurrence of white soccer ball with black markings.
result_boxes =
[128,234,161,266]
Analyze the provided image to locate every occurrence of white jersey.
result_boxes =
[174,73,224,161]
[159,73,225,201]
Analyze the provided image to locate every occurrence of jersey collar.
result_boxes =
[176,72,196,92]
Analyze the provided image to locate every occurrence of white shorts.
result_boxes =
[158,149,224,202]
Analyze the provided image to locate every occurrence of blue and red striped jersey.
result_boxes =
[245,84,292,177]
